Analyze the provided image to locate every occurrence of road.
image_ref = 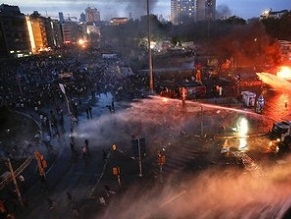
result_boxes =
[4,88,290,219]
[262,90,291,121]
[8,91,286,219]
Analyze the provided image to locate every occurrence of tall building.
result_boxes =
[27,11,48,53]
[85,7,100,23]
[44,18,63,49]
[171,0,216,24]
[59,12,64,23]
[278,40,291,62]
[196,0,216,22]
[62,21,83,43]
[80,12,86,23]
[0,4,31,58]
[260,9,288,20]
[110,17,128,26]
[171,0,195,24]
[25,11,63,54]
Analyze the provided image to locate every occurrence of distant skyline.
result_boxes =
[3,0,291,21]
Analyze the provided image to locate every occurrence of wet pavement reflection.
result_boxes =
[241,72,291,123]
[262,91,291,122]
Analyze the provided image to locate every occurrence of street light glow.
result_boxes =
[277,66,291,80]
[237,117,248,150]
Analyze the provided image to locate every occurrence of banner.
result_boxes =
[59,83,66,95]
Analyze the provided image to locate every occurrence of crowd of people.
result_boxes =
[0,48,140,136]
[0,48,143,218]
[1,51,122,111]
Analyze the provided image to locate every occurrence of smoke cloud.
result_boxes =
[101,0,159,19]
[72,95,291,218]
[216,4,232,19]
[101,163,291,218]
[126,0,159,17]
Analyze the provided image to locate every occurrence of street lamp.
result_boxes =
[200,105,204,138]
[147,0,154,94]
[131,137,146,177]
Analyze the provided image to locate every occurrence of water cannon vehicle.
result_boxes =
[241,91,256,107]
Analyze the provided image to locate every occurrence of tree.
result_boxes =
[261,11,291,40]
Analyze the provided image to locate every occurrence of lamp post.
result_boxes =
[200,105,204,138]
[137,138,144,177]
[131,137,146,177]
[147,0,154,94]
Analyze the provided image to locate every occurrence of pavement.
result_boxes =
[1,92,155,219]
[0,87,276,218]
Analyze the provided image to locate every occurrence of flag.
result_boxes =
[59,83,66,95]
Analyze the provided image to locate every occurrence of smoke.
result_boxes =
[72,96,291,218]
[126,0,159,17]
[102,0,159,20]
[17,0,160,20]
[100,163,291,218]
[73,98,196,151]
[216,4,232,19]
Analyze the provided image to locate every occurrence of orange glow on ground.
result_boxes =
[277,66,291,80]
[162,97,169,102]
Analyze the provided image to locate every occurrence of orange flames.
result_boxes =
[277,66,291,80]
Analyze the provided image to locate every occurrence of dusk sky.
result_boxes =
[3,0,291,21]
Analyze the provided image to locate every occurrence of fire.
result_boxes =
[162,97,169,102]
[277,66,291,80]
[237,117,248,150]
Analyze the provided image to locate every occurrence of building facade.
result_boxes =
[59,12,65,23]
[26,11,63,53]
[278,40,291,62]
[0,4,31,58]
[0,3,101,58]
[110,17,128,26]
[62,21,83,43]
[44,18,63,49]
[80,12,86,23]
[171,0,216,24]
[85,7,100,23]
[260,9,288,20]
[28,11,48,53]
[171,0,195,24]
[195,0,216,22]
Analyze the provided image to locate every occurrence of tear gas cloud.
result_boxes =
[74,97,204,153]
[102,163,291,218]
[72,97,291,218]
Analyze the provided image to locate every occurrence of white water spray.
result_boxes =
[256,72,291,92]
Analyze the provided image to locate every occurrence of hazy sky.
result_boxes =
[3,0,291,21]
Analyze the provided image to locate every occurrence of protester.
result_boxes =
[0,48,139,217]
